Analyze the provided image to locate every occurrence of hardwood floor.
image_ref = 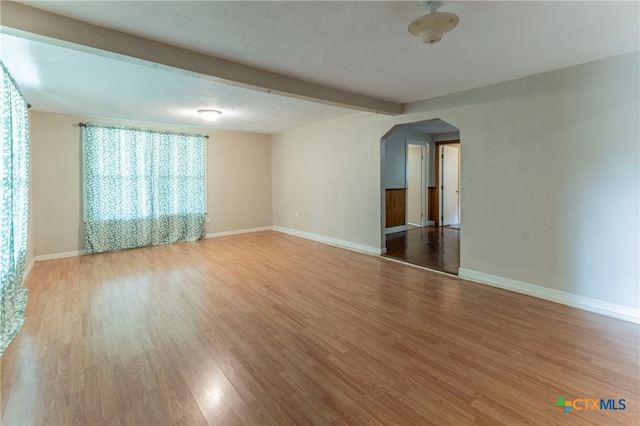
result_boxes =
[385,226,460,275]
[2,231,638,425]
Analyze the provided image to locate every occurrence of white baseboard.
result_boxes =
[385,225,408,235]
[22,257,35,282]
[31,228,273,261]
[273,226,382,256]
[458,268,640,324]
[205,226,273,239]
[35,250,83,261]
[381,255,455,277]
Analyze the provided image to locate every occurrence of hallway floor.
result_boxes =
[384,226,460,275]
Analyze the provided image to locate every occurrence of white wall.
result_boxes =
[272,52,639,312]
[31,112,272,256]
[272,114,385,251]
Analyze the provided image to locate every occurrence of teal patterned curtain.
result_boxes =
[0,61,29,355]
[83,124,206,254]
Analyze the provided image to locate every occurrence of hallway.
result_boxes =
[384,226,460,275]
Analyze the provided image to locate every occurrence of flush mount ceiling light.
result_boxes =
[408,1,459,44]
[198,109,222,121]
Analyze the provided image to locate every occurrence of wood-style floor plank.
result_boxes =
[1,231,638,425]
[385,226,460,274]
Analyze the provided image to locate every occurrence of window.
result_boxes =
[83,124,206,253]
[0,61,29,355]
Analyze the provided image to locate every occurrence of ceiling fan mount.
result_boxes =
[408,1,459,44]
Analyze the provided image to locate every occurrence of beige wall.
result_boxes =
[272,113,385,251]
[31,112,272,256]
[272,52,639,310]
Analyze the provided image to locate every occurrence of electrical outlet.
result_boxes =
[295,211,300,218]
[206,216,211,223]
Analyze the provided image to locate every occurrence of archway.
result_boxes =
[380,118,461,275]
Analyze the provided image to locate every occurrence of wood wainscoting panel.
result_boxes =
[428,186,437,221]
[385,188,406,228]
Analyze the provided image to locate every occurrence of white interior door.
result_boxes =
[442,145,460,225]
[407,144,424,226]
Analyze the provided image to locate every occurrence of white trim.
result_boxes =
[205,226,273,239]
[458,268,640,324]
[406,139,427,228]
[22,257,35,282]
[385,225,408,235]
[381,255,457,277]
[31,228,273,261]
[35,251,83,261]
[426,220,435,226]
[273,226,382,256]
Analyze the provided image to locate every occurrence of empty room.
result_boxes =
[1,1,638,425]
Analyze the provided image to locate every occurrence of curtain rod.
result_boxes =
[76,122,209,139]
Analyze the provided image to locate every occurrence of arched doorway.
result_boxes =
[380,118,461,275]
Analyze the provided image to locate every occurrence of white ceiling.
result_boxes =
[0,33,356,133]
[1,1,638,133]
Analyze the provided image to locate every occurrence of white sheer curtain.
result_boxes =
[83,124,206,253]
[0,61,30,355]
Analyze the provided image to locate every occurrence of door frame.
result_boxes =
[434,139,460,227]
[406,140,427,227]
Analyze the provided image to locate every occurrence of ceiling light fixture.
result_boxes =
[408,1,459,44]
[198,109,222,121]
